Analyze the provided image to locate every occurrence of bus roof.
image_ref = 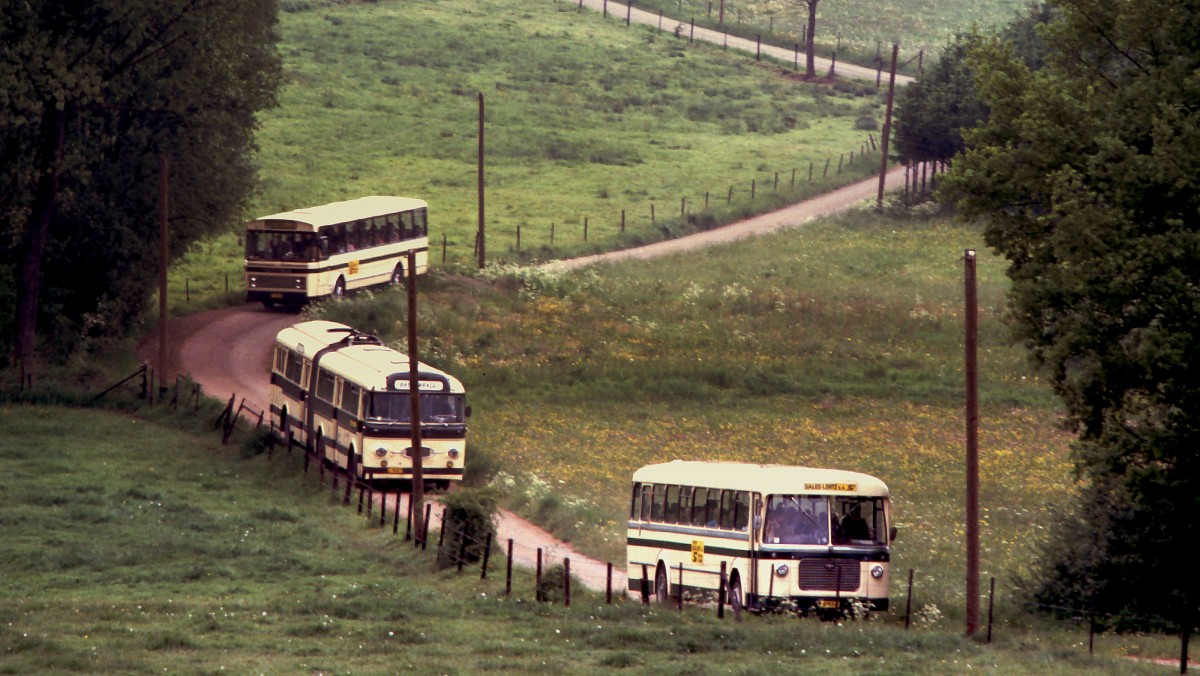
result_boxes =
[275,320,463,394]
[249,196,427,230]
[632,461,889,497]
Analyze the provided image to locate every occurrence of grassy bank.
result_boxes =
[0,404,1172,673]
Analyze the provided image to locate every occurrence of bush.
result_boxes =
[435,486,499,570]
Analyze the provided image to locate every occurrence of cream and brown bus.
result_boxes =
[245,196,429,307]
[271,320,467,486]
[627,461,895,614]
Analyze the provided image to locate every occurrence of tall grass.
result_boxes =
[0,405,1173,673]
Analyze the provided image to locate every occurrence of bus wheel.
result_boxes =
[332,277,346,300]
[728,574,744,613]
[390,263,405,285]
[654,564,670,604]
[354,453,364,480]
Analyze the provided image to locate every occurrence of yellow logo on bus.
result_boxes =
[803,482,857,492]
[348,260,360,275]
[691,540,704,564]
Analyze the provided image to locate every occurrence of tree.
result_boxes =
[941,0,1200,627]
[765,0,821,79]
[892,4,1053,167]
[1,0,281,370]
[891,35,988,166]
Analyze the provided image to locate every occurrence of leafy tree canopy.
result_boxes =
[1,0,281,362]
[941,0,1200,626]
[892,3,1053,165]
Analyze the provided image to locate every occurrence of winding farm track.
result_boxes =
[149,3,911,594]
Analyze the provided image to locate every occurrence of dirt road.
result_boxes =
[566,0,914,87]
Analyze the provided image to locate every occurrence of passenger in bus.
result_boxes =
[836,505,871,543]
[796,505,827,545]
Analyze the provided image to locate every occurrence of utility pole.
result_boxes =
[877,44,898,211]
[477,92,486,269]
[964,249,980,637]
[158,155,169,394]
[407,250,426,540]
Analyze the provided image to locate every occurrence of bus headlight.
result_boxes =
[871,565,885,579]
[448,448,460,459]
[774,563,789,577]
[375,447,388,458]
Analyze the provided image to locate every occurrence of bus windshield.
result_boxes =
[367,392,464,424]
[764,495,888,546]
[246,231,322,262]
[764,495,830,545]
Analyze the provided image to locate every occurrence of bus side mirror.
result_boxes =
[465,406,473,419]
[889,526,898,542]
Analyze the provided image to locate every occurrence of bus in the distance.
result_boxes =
[270,320,467,486]
[245,196,429,307]
[627,461,895,614]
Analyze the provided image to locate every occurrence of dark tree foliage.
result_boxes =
[1,0,281,363]
[892,4,1053,166]
[892,35,988,165]
[942,0,1200,628]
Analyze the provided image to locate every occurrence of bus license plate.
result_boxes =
[386,467,405,474]
[270,293,283,299]
[818,599,839,609]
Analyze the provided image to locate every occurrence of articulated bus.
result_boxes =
[627,461,895,613]
[271,320,467,486]
[245,196,429,307]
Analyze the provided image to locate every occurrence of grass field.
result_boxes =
[5,0,1185,670]
[0,405,1175,673]
[622,0,1028,69]
[170,0,889,313]
[311,201,1078,618]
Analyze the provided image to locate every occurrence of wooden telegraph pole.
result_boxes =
[477,92,486,269]
[964,249,980,636]
[876,44,899,211]
[407,250,426,540]
[158,155,169,394]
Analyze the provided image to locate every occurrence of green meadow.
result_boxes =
[171,0,887,311]
[0,405,1172,673]
[4,0,1186,671]
[622,0,1028,69]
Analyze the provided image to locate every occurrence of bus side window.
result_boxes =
[720,490,736,530]
[665,485,680,524]
[640,484,654,521]
[691,487,707,526]
[679,486,694,526]
[286,351,304,384]
[734,491,751,531]
[650,484,666,522]
[706,490,721,527]
[400,212,413,240]
[341,382,361,417]
[630,483,641,520]
[414,208,427,237]
[316,369,336,403]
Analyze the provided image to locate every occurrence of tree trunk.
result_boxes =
[13,102,67,372]
[805,0,819,79]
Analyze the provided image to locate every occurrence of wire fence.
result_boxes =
[79,371,1199,670]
